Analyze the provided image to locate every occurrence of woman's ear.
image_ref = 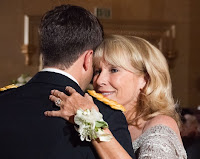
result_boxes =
[83,50,93,71]
[139,75,147,90]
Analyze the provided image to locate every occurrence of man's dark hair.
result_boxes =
[39,4,104,68]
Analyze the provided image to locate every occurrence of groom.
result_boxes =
[0,4,134,159]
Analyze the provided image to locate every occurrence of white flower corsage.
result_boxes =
[74,108,113,142]
[13,74,32,86]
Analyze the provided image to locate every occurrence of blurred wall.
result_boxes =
[0,0,199,108]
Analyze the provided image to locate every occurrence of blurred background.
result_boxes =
[0,0,200,110]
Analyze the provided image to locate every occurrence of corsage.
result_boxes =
[74,108,112,142]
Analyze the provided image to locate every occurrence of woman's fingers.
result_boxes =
[65,86,76,95]
[84,93,93,102]
[49,94,59,102]
[51,90,66,100]
[44,110,61,117]
[49,95,62,107]
[46,86,99,122]
[51,89,60,97]
[84,93,99,111]
[44,110,72,122]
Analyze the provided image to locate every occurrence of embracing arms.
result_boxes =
[44,86,133,159]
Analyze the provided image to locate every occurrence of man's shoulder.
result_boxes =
[93,97,117,112]
[0,87,17,97]
[92,97,126,123]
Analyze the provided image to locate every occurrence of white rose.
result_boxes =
[25,76,32,82]
[17,76,25,83]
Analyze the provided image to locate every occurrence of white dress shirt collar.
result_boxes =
[40,68,79,85]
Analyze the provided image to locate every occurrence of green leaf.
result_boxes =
[95,121,108,128]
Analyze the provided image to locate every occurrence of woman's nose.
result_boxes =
[95,71,108,86]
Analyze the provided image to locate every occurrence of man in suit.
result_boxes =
[0,4,134,159]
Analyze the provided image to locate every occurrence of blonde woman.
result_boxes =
[45,35,187,159]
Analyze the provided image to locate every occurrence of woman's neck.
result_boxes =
[128,118,147,142]
[124,102,148,141]
[123,101,137,123]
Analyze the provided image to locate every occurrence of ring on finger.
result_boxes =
[55,98,62,107]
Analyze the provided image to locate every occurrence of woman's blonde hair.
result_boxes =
[94,34,181,128]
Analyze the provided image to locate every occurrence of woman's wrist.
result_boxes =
[74,108,113,142]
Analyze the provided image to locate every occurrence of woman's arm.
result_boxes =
[44,86,132,159]
[92,128,132,159]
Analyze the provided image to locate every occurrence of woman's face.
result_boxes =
[93,60,146,108]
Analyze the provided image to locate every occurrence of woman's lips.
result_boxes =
[98,91,114,97]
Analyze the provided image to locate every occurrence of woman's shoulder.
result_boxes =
[143,115,181,139]
[132,121,187,159]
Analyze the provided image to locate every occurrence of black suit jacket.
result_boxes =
[0,71,134,159]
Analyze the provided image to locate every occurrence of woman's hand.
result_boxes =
[45,86,132,159]
[44,86,98,123]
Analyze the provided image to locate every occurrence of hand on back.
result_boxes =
[44,86,98,123]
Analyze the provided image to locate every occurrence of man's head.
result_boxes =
[39,5,103,90]
[39,4,103,68]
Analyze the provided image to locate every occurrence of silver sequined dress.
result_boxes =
[132,125,187,159]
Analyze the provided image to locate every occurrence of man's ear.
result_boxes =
[83,50,93,71]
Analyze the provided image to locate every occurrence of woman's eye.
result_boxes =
[110,68,118,73]
[94,69,101,75]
